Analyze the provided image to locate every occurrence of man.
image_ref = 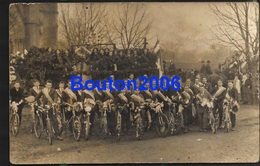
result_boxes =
[180,85,194,132]
[200,60,206,75]
[191,78,202,95]
[185,78,193,89]
[202,76,213,93]
[196,85,212,132]
[35,80,63,140]
[56,81,66,103]
[205,60,213,75]
[114,88,131,135]
[81,83,96,136]
[103,82,116,136]
[28,79,42,132]
[211,79,227,129]
[225,81,239,131]
[10,81,25,126]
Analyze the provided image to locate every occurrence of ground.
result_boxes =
[10,104,259,164]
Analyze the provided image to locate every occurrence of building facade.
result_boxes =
[9,3,58,54]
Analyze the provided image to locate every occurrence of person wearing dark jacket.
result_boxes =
[202,76,213,93]
[28,79,42,132]
[211,80,227,129]
[205,60,213,75]
[200,60,206,75]
[225,81,239,130]
[10,81,25,125]
[35,80,63,140]
[180,85,194,133]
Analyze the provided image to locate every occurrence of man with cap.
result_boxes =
[206,60,213,75]
[200,60,206,75]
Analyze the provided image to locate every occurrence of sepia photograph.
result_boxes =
[9,2,259,164]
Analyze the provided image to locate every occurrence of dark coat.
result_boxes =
[211,86,226,103]
[226,87,238,102]
[203,82,213,94]
[10,87,24,103]
[35,88,58,106]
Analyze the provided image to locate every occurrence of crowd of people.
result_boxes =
[219,51,259,105]
[10,46,159,88]
[10,72,240,142]
[10,46,259,143]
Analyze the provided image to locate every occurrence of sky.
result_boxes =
[58,2,228,50]
[57,2,258,63]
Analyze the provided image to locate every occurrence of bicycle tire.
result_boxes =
[156,113,169,137]
[52,114,63,137]
[116,112,122,141]
[10,113,20,137]
[84,115,90,141]
[72,116,81,141]
[34,114,44,138]
[167,112,175,135]
[136,114,142,140]
[46,119,52,145]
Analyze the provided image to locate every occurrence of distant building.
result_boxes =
[9,3,58,54]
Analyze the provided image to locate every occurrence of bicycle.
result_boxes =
[97,101,109,139]
[149,102,170,137]
[115,104,123,141]
[34,104,55,145]
[222,99,232,133]
[208,107,219,134]
[33,103,44,138]
[64,102,82,141]
[133,105,143,140]
[82,101,93,141]
[10,101,22,136]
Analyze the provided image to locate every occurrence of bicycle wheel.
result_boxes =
[136,114,142,140]
[10,114,20,136]
[52,114,63,137]
[72,116,81,141]
[116,112,122,141]
[34,114,44,138]
[175,112,183,135]
[84,115,90,141]
[46,119,52,145]
[155,113,169,137]
[103,118,108,139]
[167,112,175,135]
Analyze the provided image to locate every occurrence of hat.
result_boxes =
[201,60,205,63]
[207,60,210,63]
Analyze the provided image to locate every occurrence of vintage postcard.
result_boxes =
[9,2,259,164]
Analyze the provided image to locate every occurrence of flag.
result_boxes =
[153,39,160,54]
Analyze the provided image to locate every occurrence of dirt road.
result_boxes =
[10,105,259,164]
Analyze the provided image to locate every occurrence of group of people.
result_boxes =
[10,47,159,89]
[219,51,259,105]
[10,68,240,141]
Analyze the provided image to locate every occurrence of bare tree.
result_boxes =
[210,2,259,103]
[109,3,152,49]
[59,3,108,48]
[210,2,259,71]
